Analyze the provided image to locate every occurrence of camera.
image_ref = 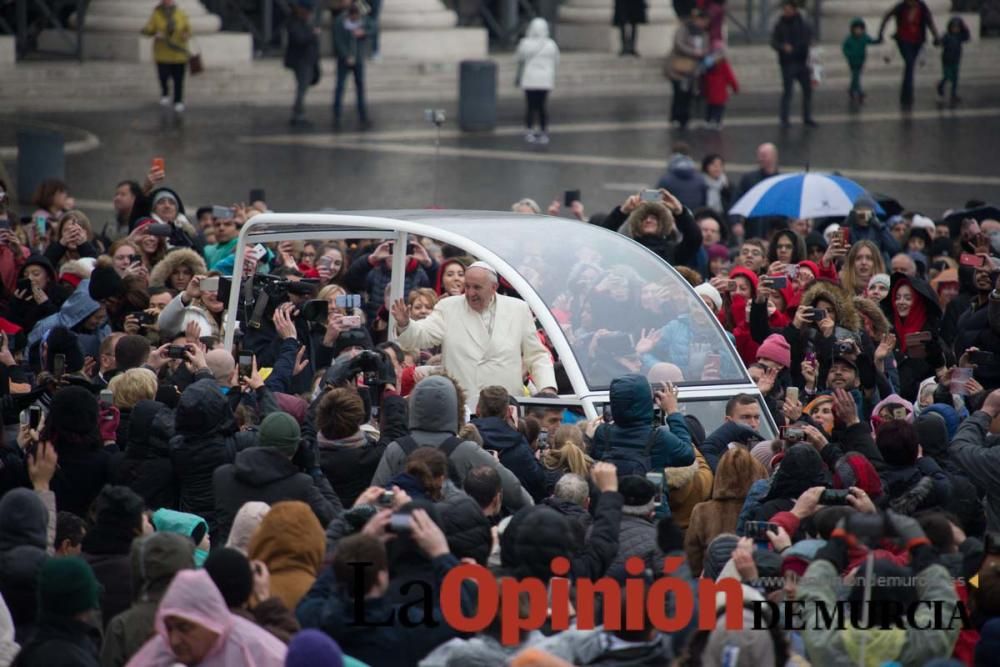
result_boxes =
[377,491,395,507]
[323,349,396,389]
[167,345,190,360]
[834,339,855,355]
[744,521,778,540]
[819,489,851,506]
[137,310,157,326]
[423,109,446,125]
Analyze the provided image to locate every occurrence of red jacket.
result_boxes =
[702,59,739,106]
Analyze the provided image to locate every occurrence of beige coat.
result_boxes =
[396,294,556,404]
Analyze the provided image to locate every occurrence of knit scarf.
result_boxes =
[841,624,906,667]
[704,173,729,211]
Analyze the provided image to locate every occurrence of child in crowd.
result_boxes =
[701,51,739,129]
[841,17,879,103]
[937,16,970,104]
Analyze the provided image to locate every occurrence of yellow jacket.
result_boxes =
[141,5,191,64]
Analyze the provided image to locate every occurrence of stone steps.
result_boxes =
[4,41,999,110]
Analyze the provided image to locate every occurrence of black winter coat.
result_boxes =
[284,15,320,71]
[12,617,101,667]
[169,379,257,540]
[213,447,341,545]
[473,416,546,502]
[109,399,177,511]
[51,445,112,519]
[316,433,386,508]
[771,13,812,65]
[606,513,663,582]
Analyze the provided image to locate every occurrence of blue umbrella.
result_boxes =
[729,172,885,219]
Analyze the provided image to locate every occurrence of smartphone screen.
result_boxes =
[238,353,253,379]
[53,353,65,379]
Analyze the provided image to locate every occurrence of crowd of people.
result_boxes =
[0,131,999,667]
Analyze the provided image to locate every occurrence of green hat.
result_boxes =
[38,556,100,618]
[258,412,301,459]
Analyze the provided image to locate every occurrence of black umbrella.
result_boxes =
[871,192,903,218]
[943,205,1000,236]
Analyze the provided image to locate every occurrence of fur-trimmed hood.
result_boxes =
[626,201,675,239]
[852,296,892,338]
[149,247,208,289]
[800,280,861,332]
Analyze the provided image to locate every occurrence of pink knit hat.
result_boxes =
[756,333,791,368]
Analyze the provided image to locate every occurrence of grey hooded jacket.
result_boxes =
[370,376,532,510]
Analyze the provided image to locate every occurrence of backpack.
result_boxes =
[593,427,658,477]
[396,435,464,486]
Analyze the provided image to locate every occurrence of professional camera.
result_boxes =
[323,349,396,390]
[243,274,318,329]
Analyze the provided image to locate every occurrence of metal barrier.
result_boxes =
[13,0,88,60]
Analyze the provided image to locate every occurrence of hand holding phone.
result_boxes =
[563,189,581,207]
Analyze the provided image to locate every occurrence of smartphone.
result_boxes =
[808,307,827,322]
[959,253,987,268]
[640,189,660,202]
[249,188,266,203]
[212,205,235,220]
[99,389,114,405]
[199,276,220,293]
[238,352,253,379]
[765,275,787,289]
[146,223,172,238]
[786,386,799,403]
[840,228,851,244]
[645,472,664,503]
[28,405,42,429]
[780,425,805,442]
[33,214,47,236]
[969,350,996,365]
[16,278,31,293]
[167,345,190,360]
[563,189,581,207]
[53,353,65,379]
[602,405,613,424]
[949,367,974,396]
[905,331,932,346]
[377,491,395,508]
[387,513,412,534]
[335,294,362,310]
[340,315,362,328]
[819,489,851,506]
[744,521,779,540]
[151,156,165,172]
[726,280,737,292]
[250,244,268,261]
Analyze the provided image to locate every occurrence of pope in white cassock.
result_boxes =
[390,262,557,403]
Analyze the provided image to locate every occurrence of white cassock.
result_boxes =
[396,294,557,403]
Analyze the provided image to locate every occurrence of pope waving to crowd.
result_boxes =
[390,261,557,402]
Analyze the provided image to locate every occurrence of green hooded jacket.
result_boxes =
[842,18,877,67]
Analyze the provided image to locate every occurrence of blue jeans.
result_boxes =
[334,59,367,122]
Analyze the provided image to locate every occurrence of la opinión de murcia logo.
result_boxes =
[344,556,972,644]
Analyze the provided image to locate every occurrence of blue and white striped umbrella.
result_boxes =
[729,172,885,219]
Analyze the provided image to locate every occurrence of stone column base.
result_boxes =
[557,22,677,57]
[0,35,15,66]
[379,27,487,61]
[36,31,253,65]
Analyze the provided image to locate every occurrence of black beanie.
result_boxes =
[21,254,56,282]
[48,386,100,437]
[203,547,254,608]
[45,326,85,374]
[619,476,656,507]
[88,264,124,301]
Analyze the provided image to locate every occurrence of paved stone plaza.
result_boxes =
[3,70,1000,219]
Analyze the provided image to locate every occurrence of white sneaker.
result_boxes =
[524,130,537,143]
[159,96,170,106]
[536,132,549,145]
[174,102,185,113]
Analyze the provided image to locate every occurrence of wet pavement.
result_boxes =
[3,76,1000,220]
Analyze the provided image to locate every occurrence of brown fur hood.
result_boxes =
[626,201,675,238]
[800,280,861,332]
[149,248,208,289]
[852,296,892,338]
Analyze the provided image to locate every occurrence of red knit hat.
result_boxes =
[756,333,791,368]
[832,453,884,499]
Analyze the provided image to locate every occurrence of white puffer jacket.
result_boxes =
[516,18,560,91]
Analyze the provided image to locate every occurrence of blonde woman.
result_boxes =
[108,368,159,449]
[541,424,593,495]
[407,287,437,321]
[839,240,885,296]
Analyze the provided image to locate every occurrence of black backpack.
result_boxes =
[593,427,658,477]
[396,435,465,486]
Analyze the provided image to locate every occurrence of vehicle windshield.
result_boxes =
[419,216,749,391]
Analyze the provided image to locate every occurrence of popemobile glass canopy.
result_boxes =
[223,211,775,437]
